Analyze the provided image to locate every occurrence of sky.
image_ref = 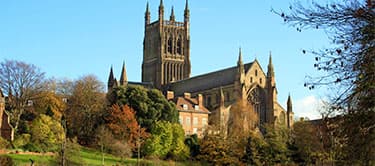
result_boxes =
[0,0,331,120]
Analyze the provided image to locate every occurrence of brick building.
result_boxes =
[167,91,210,137]
[0,89,11,141]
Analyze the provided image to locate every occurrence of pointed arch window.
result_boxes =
[167,37,173,53]
[177,38,182,54]
[255,70,258,76]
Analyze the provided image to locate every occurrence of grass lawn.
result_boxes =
[2,147,200,166]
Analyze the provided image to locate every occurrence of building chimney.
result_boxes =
[198,94,203,106]
[183,92,191,99]
[167,91,174,100]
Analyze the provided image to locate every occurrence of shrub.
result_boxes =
[13,134,31,149]
[0,137,10,149]
[23,143,43,152]
[0,155,14,166]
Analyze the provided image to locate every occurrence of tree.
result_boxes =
[0,60,45,141]
[290,120,327,164]
[109,85,178,131]
[32,91,66,119]
[262,124,290,165]
[196,130,240,165]
[143,121,189,160]
[275,1,374,164]
[65,75,106,145]
[227,99,259,161]
[243,132,267,166]
[104,104,148,152]
[29,114,65,152]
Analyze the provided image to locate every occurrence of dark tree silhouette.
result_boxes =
[274,1,374,164]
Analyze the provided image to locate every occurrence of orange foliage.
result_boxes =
[105,104,149,150]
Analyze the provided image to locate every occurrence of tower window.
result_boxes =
[260,78,262,84]
[255,70,258,76]
[177,38,182,54]
[167,37,173,53]
[250,77,253,83]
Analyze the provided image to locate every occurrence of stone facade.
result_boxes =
[142,0,191,90]
[107,0,294,135]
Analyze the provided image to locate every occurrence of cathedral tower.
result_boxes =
[142,0,191,89]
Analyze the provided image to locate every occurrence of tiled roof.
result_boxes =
[169,62,253,96]
[175,97,210,114]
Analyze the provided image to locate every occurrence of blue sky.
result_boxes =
[0,0,331,120]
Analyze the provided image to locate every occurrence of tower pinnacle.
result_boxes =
[170,6,175,21]
[145,2,150,25]
[159,0,164,21]
[184,0,190,23]
[237,47,243,66]
[267,52,275,77]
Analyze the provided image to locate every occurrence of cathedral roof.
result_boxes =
[169,62,253,96]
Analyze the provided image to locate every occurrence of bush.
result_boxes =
[0,155,14,166]
[12,134,31,149]
[0,137,10,149]
[30,114,64,152]
[23,143,43,152]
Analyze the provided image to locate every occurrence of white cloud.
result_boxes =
[294,95,323,120]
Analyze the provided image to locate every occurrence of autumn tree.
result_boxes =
[65,75,106,145]
[104,104,148,152]
[275,1,374,164]
[0,60,45,141]
[109,85,178,131]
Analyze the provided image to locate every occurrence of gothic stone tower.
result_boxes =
[142,0,191,89]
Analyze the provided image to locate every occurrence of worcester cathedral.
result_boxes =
[107,0,293,134]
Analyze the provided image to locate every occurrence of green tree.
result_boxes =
[243,132,267,166]
[29,114,65,152]
[109,85,178,131]
[143,121,189,160]
[275,1,374,164]
[262,124,290,165]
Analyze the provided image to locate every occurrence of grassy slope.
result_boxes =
[3,148,199,166]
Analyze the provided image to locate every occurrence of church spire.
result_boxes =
[267,52,275,78]
[108,66,115,91]
[145,1,150,25]
[170,6,175,21]
[159,0,164,21]
[119,61,128,86]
